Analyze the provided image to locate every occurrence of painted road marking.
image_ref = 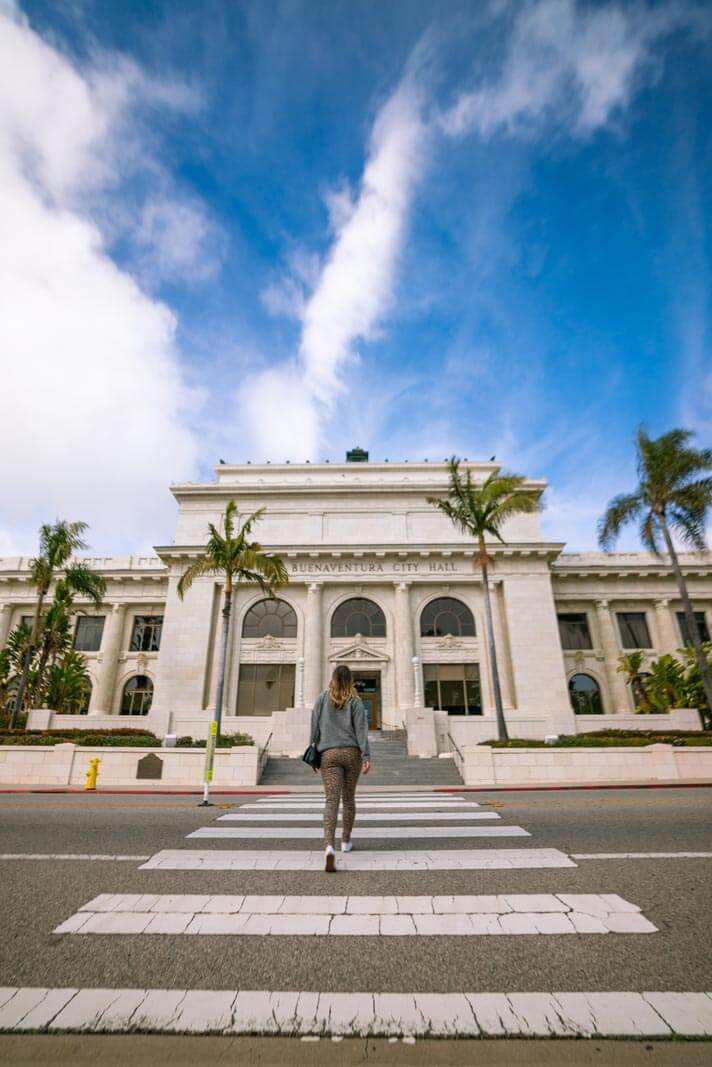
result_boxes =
[218,811,500,822]
[0,854,150,862]
[573,852,712,859]
[252,794,470,802]
[1,987,710,1035]
[241,801,481,810]
[187,825,530,840]
[140,848,576,870]
[54,892,656,936]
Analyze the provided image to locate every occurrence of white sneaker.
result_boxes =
[341,840,353,853]
[325,845,336,873]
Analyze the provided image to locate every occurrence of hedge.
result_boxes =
[0,728,161,747]
[482,729,712,749]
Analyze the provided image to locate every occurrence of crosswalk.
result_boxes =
[6,787,710,1037]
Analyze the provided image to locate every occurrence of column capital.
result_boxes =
[394,581,411,592]
[307,582,322,594]
[111,602,127,614]
[655,598,670,609]
[595,599,610,610]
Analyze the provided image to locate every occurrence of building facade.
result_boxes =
[1,458,709,751]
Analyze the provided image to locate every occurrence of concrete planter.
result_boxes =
[0,743,260,788]
[455,743,712,787]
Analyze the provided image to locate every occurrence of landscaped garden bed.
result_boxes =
[482,729,712,748]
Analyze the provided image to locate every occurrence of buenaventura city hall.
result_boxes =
[1,452,710,757]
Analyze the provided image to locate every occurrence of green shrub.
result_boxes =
[0,728,160,747]
[482,730,712,749]
[176,732,253,748]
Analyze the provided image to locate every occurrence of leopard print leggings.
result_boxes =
[320,746,362,849]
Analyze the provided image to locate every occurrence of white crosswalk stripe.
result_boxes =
[1,986,710,1036]
[240,800,482,809]
[217,811,500,821]
[54,892,657,937]
[187,825,530,839]
[140,847,575,870]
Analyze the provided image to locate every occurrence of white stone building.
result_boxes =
[1,456,709,753]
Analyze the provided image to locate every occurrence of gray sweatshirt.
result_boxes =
[311,691,371,760]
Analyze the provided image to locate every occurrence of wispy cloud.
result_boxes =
[238,59,429,459]
[442,0,706,140]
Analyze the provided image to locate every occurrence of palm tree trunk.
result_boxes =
[9,590,46,730]
[201,582,232,804]
[480,538,508,741]
[661,519,712,724]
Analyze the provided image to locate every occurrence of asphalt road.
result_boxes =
[1,786,711,997]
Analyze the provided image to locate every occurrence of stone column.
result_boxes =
[93,603,127,714]
[594,600,630,713]
[303,583,323,707]
[0,604,13,650]
[394,582,415,709]
[295,656,305,709]
[489,581,514,709]
[412,655,424,708]
[655,599,679,654]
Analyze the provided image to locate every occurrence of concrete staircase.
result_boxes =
[259,730,463,787]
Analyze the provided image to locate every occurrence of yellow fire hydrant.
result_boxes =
[84,757,100,791]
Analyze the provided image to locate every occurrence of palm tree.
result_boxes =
[616,651,652,712]
[177,501,288,802]
[10,521,104,728]
[599,427,712,721]
[428,458,540,740]
[32,570,105,707]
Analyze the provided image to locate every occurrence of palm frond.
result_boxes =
[177,558,219,599]
[598,491,644,551]
[63,564,106,605]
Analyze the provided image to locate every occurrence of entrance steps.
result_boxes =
[259,730,463,787]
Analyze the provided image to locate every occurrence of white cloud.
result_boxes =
[442,0,704,139]
[240,69,428,458]
[0,4,201,553]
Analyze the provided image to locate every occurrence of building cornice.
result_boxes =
[553,551,712,580]
[153,542,566,564]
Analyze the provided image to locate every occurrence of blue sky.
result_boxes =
[0,0,710,553]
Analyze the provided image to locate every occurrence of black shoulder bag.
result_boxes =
[302,692,324,770]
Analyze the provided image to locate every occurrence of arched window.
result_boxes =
[121,675,154,716]
[331,598,386,638]
[420,597,476,638]
[242,598,297,638]
[568,673,604,715]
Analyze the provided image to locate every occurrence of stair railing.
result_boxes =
[258,732,273,778]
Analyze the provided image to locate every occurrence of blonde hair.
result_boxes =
[329,664,356,708]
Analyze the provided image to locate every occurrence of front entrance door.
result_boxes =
[353,670,381,730]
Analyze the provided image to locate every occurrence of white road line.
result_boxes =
[0,854,150,862]
[140,848,576,870]
[188,825,530,840]
[253,794,469,802]
[53,892,656,937]
[1,987,710,1035]
[240,801,482,810]
[218,811,500,822]
[573,852,712,859]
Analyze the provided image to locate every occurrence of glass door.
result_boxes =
[352,670,381,730]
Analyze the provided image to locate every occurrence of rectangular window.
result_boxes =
[617,611,652,649]
[74,616,105,652]
[236,663,295,716]
[557,613,593,650]
[677,611,710,646]
[129,615,163,652]
[423,663,481,715]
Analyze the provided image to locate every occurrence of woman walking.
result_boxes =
[310,665,370,872]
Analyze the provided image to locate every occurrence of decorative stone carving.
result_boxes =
[435,633,463,649]
[255,634,284,650]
